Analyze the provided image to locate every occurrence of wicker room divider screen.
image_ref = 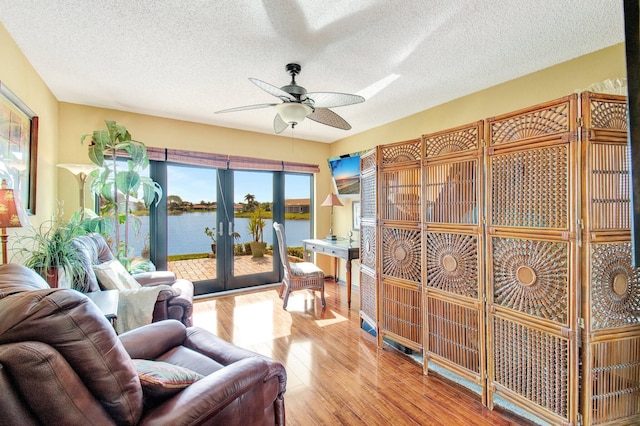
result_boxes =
[422,121,487,403]
[359,92,640,425]
[580,92,640,426]
[485,95,580,425]
[359,149,378,332]
[377,139,423,352]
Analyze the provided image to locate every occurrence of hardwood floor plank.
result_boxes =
[193,281,538,426]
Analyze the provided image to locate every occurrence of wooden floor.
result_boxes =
[193,280,537,426]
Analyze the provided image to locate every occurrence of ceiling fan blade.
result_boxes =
[215,103,276,114]
[306,92,365,108]
[307,108,352,130]
[250,78,296,102]
[274,113,289,134]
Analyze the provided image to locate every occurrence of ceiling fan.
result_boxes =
[215,63,365,134]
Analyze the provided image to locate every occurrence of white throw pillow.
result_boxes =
[93,259,141,291]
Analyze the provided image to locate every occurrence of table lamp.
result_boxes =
[321,192,343,240]
[57,163,99,218]
[0,179,31,263]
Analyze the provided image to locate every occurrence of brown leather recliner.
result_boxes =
[0,264,287,425]
[72,233,194,327]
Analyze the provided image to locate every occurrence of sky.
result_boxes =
[166,164,311,204]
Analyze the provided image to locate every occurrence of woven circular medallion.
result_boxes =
[492,237,568,323]
[395,246,408,261]
[442,254,458,272]
[590,242,640,329]
[360,224,376,269]
[516,266,537,286]
[612,273,629,296]
[382,227,421,283]
[426,232,478,298]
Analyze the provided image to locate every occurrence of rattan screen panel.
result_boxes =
[360,266,377,329]
[583,92,628,131]
[489,144,569,229]
[360,148,377,172]
[424,159,478,224]
[381,226,421,284]
[381,278,422,348]
[423,122,480,158]
[491,236,569,325]
[380,168,421,222]
[425,231,479,299]
[586,337,640,424]
[361,171,376,220]
[426,297,480,374]
[360,222,376,270]
[586,142,630,231]
[589,242,640,330]
[380,139,421,166]
[488,97,573,147]
[491,315,570,420]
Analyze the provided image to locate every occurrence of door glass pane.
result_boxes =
[166,164,217,282]
[285,173,311,261]
[233,170,274,277]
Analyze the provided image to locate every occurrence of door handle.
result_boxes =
[219,222,224,237]
[228,221,234,236]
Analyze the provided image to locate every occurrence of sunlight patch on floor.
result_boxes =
[192,299,217,334]
[314,311,348,327]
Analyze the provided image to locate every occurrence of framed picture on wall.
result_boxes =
[0,82,38,214]
[352,200,361,231]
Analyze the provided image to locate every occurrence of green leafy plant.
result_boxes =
[81,120,162,263]
[13,218,88,290]
[248,205,266,243]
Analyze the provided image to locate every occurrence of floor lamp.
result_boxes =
[321,193,343,241]
[0,179,31,264]
[57,163,98,218]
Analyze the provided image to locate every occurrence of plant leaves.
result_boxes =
[115,170,140,193]
[87,145,105,166]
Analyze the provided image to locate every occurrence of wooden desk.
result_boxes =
[86,289,119,327]
[302,238,360,309]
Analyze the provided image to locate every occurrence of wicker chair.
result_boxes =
[273,222,325,309]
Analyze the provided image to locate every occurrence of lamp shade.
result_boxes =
[0,180,30,228]
[276,103,312,125]
[321,193,344,207]
[57,163,99,176]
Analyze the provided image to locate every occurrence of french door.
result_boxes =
[158,166,279,295]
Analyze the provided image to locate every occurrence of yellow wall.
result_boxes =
[0,23,60,260]
[330,43,627,283]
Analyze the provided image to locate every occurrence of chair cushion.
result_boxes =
[290,262,324,277]
[93,260,141,291]
[131,359,203,398]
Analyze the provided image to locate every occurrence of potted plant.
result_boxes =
[13,218,88,290]
[81,120,162,267]
[248,205,267,258]
[204,226,217,257]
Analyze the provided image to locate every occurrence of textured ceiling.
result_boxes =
[0,0,626,143]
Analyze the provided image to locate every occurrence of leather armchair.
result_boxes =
[0,264,287,425]
[72,233,194,327]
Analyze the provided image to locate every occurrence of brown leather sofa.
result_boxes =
[72,233,194,327]
[0,264,287,425]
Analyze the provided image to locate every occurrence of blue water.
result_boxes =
[128,212,310,256]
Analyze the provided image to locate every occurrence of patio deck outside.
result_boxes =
[168,254,275,282]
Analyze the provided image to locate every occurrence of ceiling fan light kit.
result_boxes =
[275,102,312,127]
[216,63,364,135]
